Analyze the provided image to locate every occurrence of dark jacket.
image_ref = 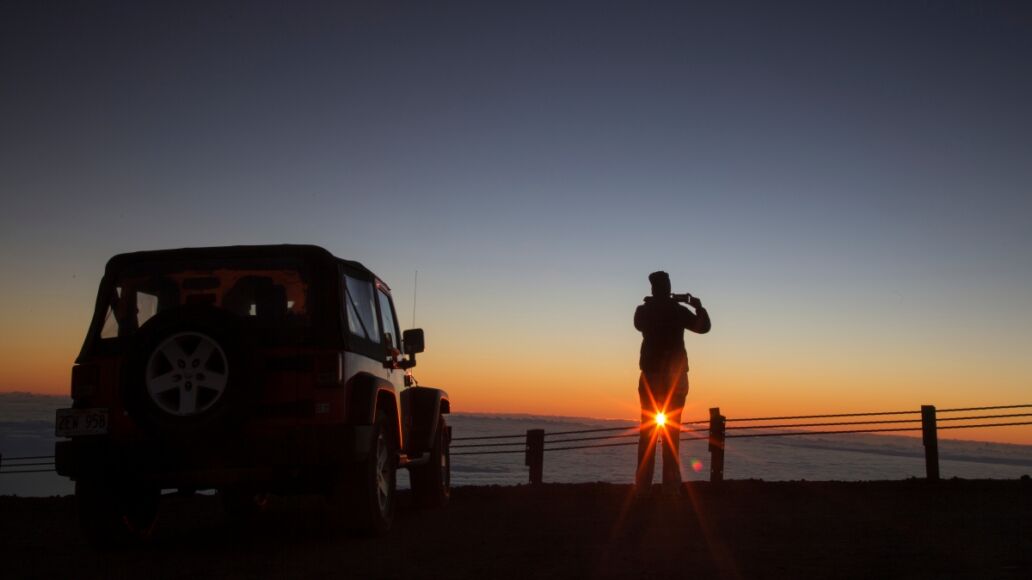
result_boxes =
[634,297,710,373]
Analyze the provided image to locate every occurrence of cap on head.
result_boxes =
[648,271,671,297]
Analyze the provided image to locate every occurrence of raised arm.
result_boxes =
[682,297,711,334]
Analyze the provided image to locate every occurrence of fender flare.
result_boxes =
[400,386,450,455]
[345,372,401,445]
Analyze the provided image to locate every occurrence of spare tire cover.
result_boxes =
[124,306,256,444]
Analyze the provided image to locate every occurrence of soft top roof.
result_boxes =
[104,244,375,278]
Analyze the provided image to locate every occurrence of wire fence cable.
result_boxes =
[5,405,1032,469]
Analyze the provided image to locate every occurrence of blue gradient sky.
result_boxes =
[2,1,1031,441]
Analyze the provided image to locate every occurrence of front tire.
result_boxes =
[411,416,450,508]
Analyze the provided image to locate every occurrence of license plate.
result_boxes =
[55,408,109,437]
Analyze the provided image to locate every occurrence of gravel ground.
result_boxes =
[2,479,1030,579]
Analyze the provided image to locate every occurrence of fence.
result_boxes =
[449,403,1032,484]
[3,403,1031,483]
[0,454,55,474]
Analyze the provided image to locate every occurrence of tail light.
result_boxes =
[71,364,100,402]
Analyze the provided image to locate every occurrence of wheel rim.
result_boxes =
[145,332,229,416]
[440,434,450,490]
[375,431,392,514]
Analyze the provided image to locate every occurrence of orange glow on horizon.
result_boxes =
[2,320,1031,446]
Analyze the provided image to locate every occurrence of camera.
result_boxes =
[671,292,694,303]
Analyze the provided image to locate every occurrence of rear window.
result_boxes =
[96,262,311,342]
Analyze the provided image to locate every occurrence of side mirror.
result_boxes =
[403,328,425,354]
[399,329,424,371]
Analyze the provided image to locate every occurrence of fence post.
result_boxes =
[708,407,726,484]
[921,405,939,481]
[525,429,545,485]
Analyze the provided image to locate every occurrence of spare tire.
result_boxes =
[123,306,257,445]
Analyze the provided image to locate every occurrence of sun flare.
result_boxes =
[655,412,666,427]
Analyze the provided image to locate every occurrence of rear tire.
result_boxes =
[331,413,396,535]
[220,488,268,526]
[411,416,450,508]
[76,478,159,548]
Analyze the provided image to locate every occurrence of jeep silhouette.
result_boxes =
[55,245,450,543]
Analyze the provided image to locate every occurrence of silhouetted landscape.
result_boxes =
[2,480,1029,579]
[4,1,1032,577]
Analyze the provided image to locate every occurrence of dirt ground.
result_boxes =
[2,479,1030,579]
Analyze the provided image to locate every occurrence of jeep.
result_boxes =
[55,245,450,543]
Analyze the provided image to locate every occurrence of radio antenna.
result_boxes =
[412,270,418,328]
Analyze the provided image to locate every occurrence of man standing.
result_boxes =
[634,271,711,495]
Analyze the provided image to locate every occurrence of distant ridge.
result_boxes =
[452,411,637,425]
[0,392,69,422]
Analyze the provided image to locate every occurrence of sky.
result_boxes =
[2,1,1031,443]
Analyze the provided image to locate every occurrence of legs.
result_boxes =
[636,406,656,489]
[660,404,685,487]
[637,372,689,490]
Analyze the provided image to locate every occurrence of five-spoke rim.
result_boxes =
[145,332,229,416]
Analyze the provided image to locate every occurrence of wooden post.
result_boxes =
[921,405,939,481]
[708,407,726,484]
[525,429,545,485]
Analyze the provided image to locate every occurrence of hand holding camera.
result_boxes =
[671,292,702,309]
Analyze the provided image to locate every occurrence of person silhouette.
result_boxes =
[634,271,711,496]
